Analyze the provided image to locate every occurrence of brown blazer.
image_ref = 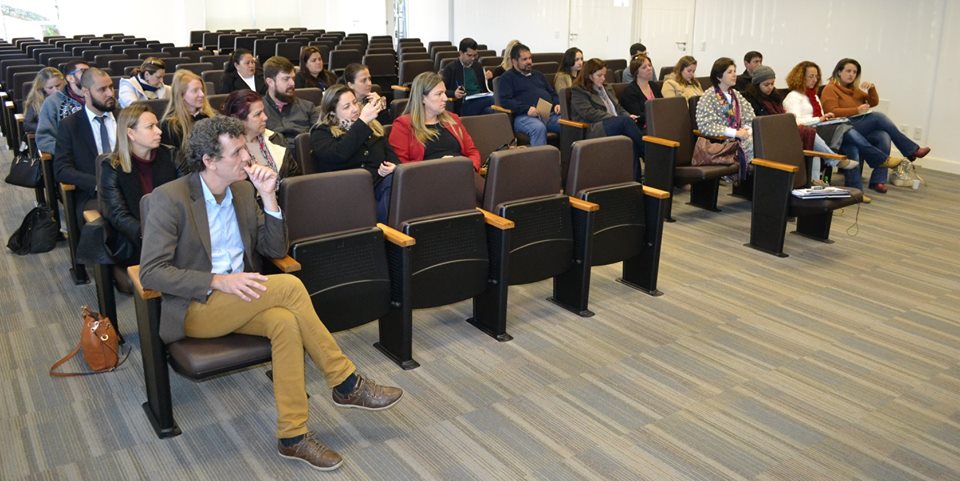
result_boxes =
[140,172,288,344]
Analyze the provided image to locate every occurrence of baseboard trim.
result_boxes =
[915,156,960,175]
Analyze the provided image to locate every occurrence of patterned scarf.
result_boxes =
[714,86,748,180]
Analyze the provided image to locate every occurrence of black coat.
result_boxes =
[619,81,663,128]
[98,144,185,261]
[309,122,397,181]
[220,70,266,95]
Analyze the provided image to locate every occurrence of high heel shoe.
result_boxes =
[908,146,930,161]
[869,182,888,194]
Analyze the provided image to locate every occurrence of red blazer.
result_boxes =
[389,113,481,171]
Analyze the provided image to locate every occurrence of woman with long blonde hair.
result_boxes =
[311,84,396,221]
[24,67,64,134]
[389,72,480,170]
[491,39,520,79]
[160,70,217,153]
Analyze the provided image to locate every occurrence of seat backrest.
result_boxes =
[604,58,627,73]
[280,170,377,243]
[531,61,556,74]
[295,132,314,174]
[565,136,635,195]
[201,70,224,93]
[696,76,711,91]
[398,59,434,84]
[234,36,256,52]
[483,145,562,212]
[253,39,278,64]
[294,87,322,106]
[363,53,396,76]
[399,51,430,62]
[388,157,477,228]
[532,52,563,66]
[611,82,628,100]
[753,113,807,189]
[659,66,674,80]
[143,98,169,119]
[199,55,230,67]
[327,49,361,70]
[460,112,515,164]
[390,98,408,119]
[275,42,301,63]
[687,95,701,130]
[645,97,693,166]
[429,45,457,61]
[176,62,215,76]
[108,58,141,76]
[217,34,238,53]
[558,87,573,120]
[206,94,228,112]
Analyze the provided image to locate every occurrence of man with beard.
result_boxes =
[36,60,90,155]
[262,56,318,150]
[497,43,561,146]
[54,67,117,227]
[441,37,494,116]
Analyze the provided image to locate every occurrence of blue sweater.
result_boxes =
[498,69,559,115]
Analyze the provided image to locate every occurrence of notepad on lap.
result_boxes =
[536,98,553,122]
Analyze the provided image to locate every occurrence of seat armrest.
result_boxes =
[15,113,24,122]
[477,208,515,230]
[569,197,599,212]
[642,186,671,199]
[490,105,511,114]
[559,119,589,129]
[82,209,101,223]
[391,85,410,92]
[693,130,727,141]
[803,150,846,160]
[377,222,416,247]
[642,135,679,148]
[270,256,301,273]
[752,158,798,173]
[40,152,52,162]
[128,265,162,300]
[59,182,76,194]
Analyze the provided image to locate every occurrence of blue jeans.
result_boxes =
[513,112,560,146]
[374,174,393,223]
[842,130,891,189]
[851,111,919,159]
[601,115,645,179]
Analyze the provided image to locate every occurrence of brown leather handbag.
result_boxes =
[692,136,739,166]
[50,306,128,377]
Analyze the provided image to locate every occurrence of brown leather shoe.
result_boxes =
[332,374,403,411]
[910,146,930,160]
[278,433,343,471]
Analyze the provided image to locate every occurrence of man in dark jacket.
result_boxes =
[441,38,494,116]
[497,43,561,146]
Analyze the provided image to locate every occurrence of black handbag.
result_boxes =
[7,206,59,255]
[4,150,43,188]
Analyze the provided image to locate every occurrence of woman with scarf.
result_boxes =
[220,89,298,180]
[694,57,755,180]
[117,57,171,108]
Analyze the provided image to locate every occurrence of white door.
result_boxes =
[636,0,695,78]
[568,0,635,60]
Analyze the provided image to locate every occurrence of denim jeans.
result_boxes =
[374,174,393,223]
[513,112,560,146]
[850,111,919,159]
[842,130,891,189]
[809,133,834,181]
[601,115,645,178]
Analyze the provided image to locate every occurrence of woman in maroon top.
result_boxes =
[99,102,187,267]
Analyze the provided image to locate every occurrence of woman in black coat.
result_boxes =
[310,84,396,222]
[220,48,266,95]
[100,102,186,266]
[618,53,662,131]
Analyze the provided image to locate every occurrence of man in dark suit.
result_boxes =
[441,37,494,116]
[140,116,401,472]
[54,67,117,227]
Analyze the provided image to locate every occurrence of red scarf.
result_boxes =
[804,88,822,117]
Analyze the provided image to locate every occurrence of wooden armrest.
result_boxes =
[128,265,161,300]
[4,101,13,109]
[60,182,76,192]
[803,149,846,160]
[390,85,410,92]
[40,152,52,161]
[642,185,671,199]
[477,208,515,230]
[82,209,101,223]
[15,113,24,122]
[377,222,416,247]
[693,130,727,141]
[642,135,679,148]
[569,196,599,212]
[0,92,7,99]
[490,105,511,114]
[558,118,589,129]
[752,158,798,173]
[270,256,301,273]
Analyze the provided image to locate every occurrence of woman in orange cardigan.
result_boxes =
[389,72,481,170]
[821,58,930,193]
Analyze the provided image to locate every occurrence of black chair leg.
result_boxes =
[135,293,180,438]
[688,178,721,212]
[795,212,835,242]
[93,262,122,343]
[468,227,512,341]
[375,244,418,369]
[618,195,667,296]
[745,166,792,257]
[550,208,595,317]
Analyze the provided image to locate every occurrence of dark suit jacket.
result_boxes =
[441,59,490,114]
[140,172,288,343]
[570,84,629,138]
[220,70,266,95]
[54,108,102,195]
[619,81,663,128]
[99,144,185,246]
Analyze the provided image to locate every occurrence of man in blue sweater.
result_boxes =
[498,43,560,146]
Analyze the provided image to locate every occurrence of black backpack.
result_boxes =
[7,206,59,255]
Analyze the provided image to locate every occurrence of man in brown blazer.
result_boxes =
[140,115,402,472]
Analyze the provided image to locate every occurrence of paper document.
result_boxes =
[536,98,553,122]
[792,187,852,199]
[464,92,493,101]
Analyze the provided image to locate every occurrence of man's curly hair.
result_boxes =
[185,115,245,172]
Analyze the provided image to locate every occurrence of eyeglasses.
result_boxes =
[68,67,89,76]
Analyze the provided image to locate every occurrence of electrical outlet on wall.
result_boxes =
[913,127,922,141]
[898,124,909,134]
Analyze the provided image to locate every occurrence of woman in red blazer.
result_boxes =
[389,72,481,171]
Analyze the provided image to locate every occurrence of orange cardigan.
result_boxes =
[388,113,481,171]
[820,82,879,118]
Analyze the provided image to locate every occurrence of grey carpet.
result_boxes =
[1,146,958,480]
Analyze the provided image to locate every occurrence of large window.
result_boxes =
[1,0,60,39]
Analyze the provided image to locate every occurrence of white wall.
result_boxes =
[407,0,451,46]
[923,0,960,174]
[453,0,570,57]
